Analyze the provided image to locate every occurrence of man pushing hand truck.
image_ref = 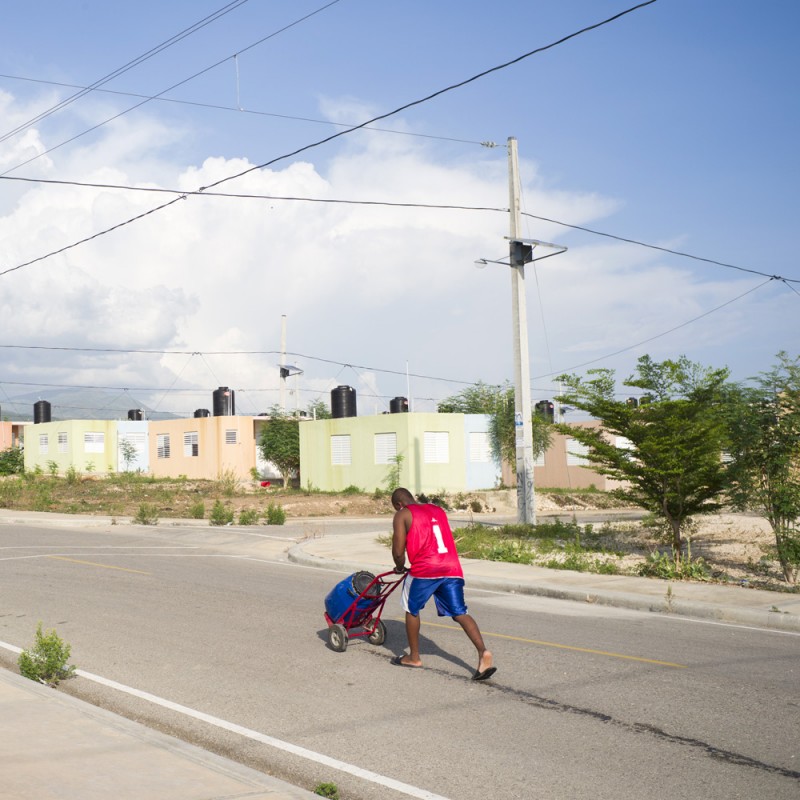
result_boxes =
[390,487,497,681]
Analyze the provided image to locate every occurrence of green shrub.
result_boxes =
[217,469,239,498]
[133,503,159,525]
[238,508,261,526]
[65,465,80,485]
[594,559,620,575]
[0,478,23,507]
[46,460,59,477]
[484,540,535,564]
[544,551,592,572]
[265,503,286,525]
[209,500,234,526]
[18,623,76,686]
[0,447,24,475]
[341,484,362,495]
[636,551,711,581]
[418,491,451,510]
[32,483,54,512]
[189,501,205,519]
[313,783,339,799]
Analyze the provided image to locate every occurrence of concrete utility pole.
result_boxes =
[508,137,536,525]
[279,315,287,413]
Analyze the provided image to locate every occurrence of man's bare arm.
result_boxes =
[392,509,410,571]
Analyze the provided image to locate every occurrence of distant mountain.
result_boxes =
[1,387,180,422]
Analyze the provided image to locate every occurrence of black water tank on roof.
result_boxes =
[331,385,357,419]
[213,387,235,416]
[390,396,409,414]
[194,409,210,418]
[33,400,51,424]
[127,409,143,421]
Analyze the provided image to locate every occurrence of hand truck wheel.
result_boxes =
[367,620,386,646]
[328,623,349,652]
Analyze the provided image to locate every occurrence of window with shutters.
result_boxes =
[39,434,48,455]
[183,431,199,457]
[566,438,590,466]
[58,432,68,453]
[84,432,105,453]
[157,433,171,459]
[225,429,237,445]
[468,431,491,463]
[374,432,397,464]
[423,431,449,464]
[331,435,351,466]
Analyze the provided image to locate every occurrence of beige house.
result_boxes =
[148,416,260,481]
[500,420,628,491]
[1,420,25,451]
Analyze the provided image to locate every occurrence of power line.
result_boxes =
[0,263,781,394]
[521,212,798,283]
[3,173,796,285]
[0,0,659,277]
[198,1,661,194]
[0,349,477,387]
[0,71,487,147]
[1,0,344,177]
[0,0,251,145]
[0,174,503,212]
[533,277,779,379]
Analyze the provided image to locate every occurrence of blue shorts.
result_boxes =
[401,576,468,618]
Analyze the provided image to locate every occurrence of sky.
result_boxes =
[0,0,798,420]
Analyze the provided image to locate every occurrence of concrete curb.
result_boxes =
[287,542,800,633]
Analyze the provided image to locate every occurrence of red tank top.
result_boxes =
[406,504,464,579]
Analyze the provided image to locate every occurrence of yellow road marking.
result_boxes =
[47,556,151,575]
[414,618,687,668]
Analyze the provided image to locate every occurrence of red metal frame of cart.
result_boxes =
[324,570,406,651]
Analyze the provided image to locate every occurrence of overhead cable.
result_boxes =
[2,173,794,284]
[0,0,252,145]
[0,0,659,277]
[0,0,344,177]
[533,278,778,379]
[0,71,486,146]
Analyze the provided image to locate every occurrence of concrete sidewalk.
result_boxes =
[0,669,316,799]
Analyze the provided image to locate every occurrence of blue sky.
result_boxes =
[0,0,797,417]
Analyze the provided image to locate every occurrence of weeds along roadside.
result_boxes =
[0,470,291,526]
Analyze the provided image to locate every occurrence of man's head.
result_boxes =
[391,487,415,511]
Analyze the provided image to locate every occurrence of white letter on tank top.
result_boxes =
[431,521,448,554]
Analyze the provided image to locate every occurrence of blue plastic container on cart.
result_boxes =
[324,571,377,622]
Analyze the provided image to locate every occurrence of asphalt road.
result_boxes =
[1,522,798,800]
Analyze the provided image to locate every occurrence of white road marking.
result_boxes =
[0,639,451,800]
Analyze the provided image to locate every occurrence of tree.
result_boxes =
[557,355,731,559]
[438,382,507,414]
[307,399,332,420]
[724,352,800,583]
[119,438,138,472]
[258,407,300,488]
[438,382,552,469]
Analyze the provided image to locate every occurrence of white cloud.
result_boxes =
[0,92,790,418]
